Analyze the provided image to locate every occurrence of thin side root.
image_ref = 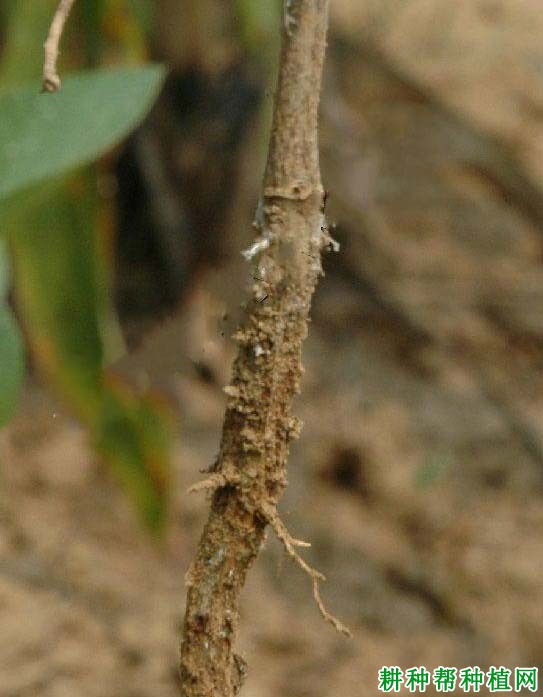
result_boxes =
[311,575,352,637]
[188,471,240,494]
[291,538,312,548]
[42,0,77,92]
[264,506,352,637]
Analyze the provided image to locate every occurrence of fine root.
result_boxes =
[187,468,241,494]
[189,483,351,637]
[262,504,352,638]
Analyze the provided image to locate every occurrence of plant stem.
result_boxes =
[43,0,77,92]
[179,3,342,695]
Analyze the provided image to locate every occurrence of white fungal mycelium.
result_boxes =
[241,236,271,261]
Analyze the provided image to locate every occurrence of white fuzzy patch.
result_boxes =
[242,236,271,260]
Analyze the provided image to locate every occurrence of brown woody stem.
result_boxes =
[179,3,347,695]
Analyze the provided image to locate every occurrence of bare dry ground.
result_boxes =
[1,2,543,695]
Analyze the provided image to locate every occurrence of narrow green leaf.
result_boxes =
[0,65,165,204]
[8,177,171,528]
[0,243,24,426]
[95,380,171,531]
[0,242,10,296]
[126,0,154,35]
[235,0,281,56]
[9,180,104,419]
[0,309,25,426]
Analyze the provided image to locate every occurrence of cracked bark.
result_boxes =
[179,2,335,695]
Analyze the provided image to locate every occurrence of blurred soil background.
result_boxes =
[1,0,543,695]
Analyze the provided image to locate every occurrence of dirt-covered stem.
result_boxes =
[179,2,333,695]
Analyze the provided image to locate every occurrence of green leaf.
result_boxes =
[8,176,172,529]
[0,243,24,426]
[235,0,281,56]
[127,0,154,35]
[95,380,172,531]
[0,308,25,426]
[0,65,165,204]
[0,9,170,526]
[0,242,10,296]
[8,180,104,419]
